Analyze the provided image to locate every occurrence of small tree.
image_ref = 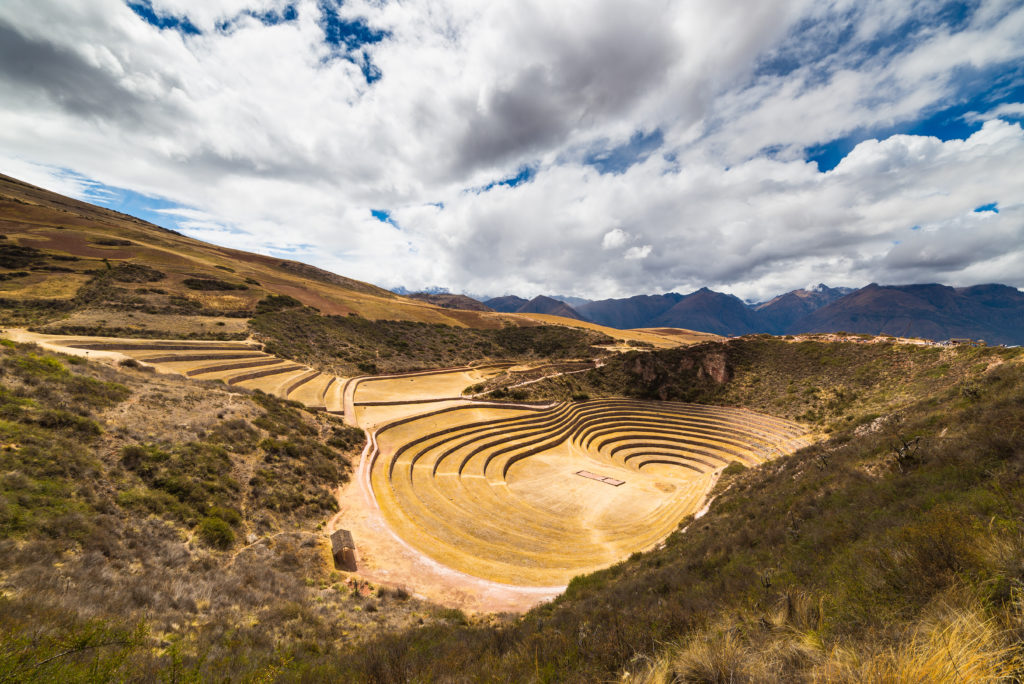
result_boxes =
[891,435,922,474]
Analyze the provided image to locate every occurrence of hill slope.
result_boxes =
[0,173,689,347]
[577,293,684,329]
[652,287,762,335]
[483,295,529,312]
[405,292,494,311]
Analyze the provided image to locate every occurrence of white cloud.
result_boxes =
[0,0,1021,301]
[602,228,629,249]
[965,101,1024,123]
[624,245,652,260]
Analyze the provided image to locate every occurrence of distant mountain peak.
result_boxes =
[518,295,585,320]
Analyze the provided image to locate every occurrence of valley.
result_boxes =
[1,175,1023,682]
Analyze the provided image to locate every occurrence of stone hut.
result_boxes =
[330,528,356,571]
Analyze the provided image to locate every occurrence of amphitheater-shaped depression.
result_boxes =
[370,399,814,586]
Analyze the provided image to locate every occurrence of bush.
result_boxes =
[109,263,165,282]
[255,294,303,314]
[722,462,746,476]
[198,516,235,549]
[206,506,242,527]
[182,278,248,291]
[0,243,44,268]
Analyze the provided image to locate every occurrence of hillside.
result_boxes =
[249,305,613,375]
[0,174,476,329]
[514,294,585,320]
[483,295,529,312]
[0,338,457,680]
[754,284,852,333]
[5,335,1020,680]
[0,173,701,353]
[577,293,684,329]
[483,294,585,320]
[651,287,762,336]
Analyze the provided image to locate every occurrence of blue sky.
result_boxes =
[0,0,1022,300]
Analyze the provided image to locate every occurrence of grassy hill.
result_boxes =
[1,336,1020,680]
[0,173,689,352]
[0,338,466,682]
[0,174,461,328]
[487,334,1014,428]
[250,306,614,375]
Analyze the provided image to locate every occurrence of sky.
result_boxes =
[1,0,1023,302]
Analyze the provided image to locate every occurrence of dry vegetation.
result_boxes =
[250,306,614,375]
[0,334,1022,680]
[0,340,462,682]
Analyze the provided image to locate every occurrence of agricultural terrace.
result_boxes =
[370,399,811,586]
[4,330,813,601]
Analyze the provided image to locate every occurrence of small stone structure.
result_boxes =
[331,528,357,571]
[575,470,625,486]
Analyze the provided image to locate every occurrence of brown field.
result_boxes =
[37,309,251,335]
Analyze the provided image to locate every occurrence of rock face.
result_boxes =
[697,351,731,384]
[623,343,734,401]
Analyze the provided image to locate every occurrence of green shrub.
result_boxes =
[182,278,248,291]
[108,262,165,282]
[0,243,45,268]
[197,516,234,549]
[721,462,747,476]
[255,294,303,313]
[206,506,242,527]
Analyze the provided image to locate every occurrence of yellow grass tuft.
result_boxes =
[820,603,1021,683]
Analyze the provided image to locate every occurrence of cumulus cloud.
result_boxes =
[601,229,629,250]
[0,0,1021,301]
[624,245,652,260]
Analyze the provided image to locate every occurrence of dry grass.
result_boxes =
[628,590,1024,684]
[819,596,1022,683]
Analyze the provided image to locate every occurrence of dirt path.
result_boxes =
[489,364,599,392]
[327,431,564,613]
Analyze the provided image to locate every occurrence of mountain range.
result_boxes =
[478,283,1024,345]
